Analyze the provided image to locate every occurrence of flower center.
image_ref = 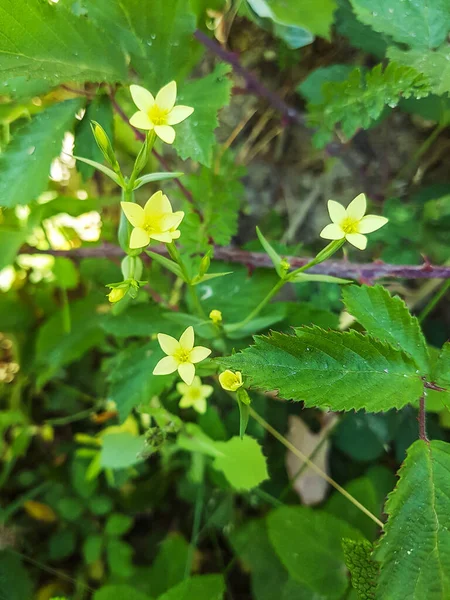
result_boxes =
[148,104,169,126]
[341,217,360,234]
[175,348,191,363]
[143,214,165,234]
[188,388,201,400]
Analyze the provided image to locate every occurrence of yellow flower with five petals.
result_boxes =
[153,326,211,385]
[320,193,388,250]
[219,370,243,392]
[121,190,184,249]
[177,376,213,414]
[129,81,194,144]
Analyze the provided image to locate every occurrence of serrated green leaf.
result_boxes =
[74,96,114,180]
[389,44,450,96]
[342,539,378,600]
[107,341,176,420]
[267,506,363,599]
[298,64,354,104]
[0,0,127,83]
[374,440,450,599]
[157,574,225,600]
[307,62,430,147]
[173,64,233,166]
[133,172,184,190]
[432,342,450,401]
[335,0,388,58]
[343,284,430,374]
[349,0,450,49]
[100,433,145,469]
[0,100,83,208]
[220,327,424,411]
[85,0,201,89]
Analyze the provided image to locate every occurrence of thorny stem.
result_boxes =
[419,395,429,443]
[248,405,385,529]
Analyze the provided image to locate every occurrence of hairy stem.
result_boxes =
[419,395,429,442]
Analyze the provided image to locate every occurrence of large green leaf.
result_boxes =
[107,341,176,421]
[101,304,180,338]
[174,64,233,166]
[157,574,225,600]
[389,45,450,96]
[0,552,33,600]
[374,440,450,599]
[342,284,430,374]
[0,0,126,83]
[146,534,189,597]
[349,0,450,49]
[85,0,201,88]
[431,342,450,410]
[342,539,378,600]
[267,506,362,599]
[220,328,424,411]
[0,99,83,208]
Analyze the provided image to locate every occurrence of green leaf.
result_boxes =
[342,539,378,600]
[432,342,450,410]
[48,529,76,560]
[102,304,180,338]
[107,341,176,420]
[146,251,185,280]
[83,534,104,564]
[267,506,363,599]
[374,440,450,599]
[0,552,33,600]
[389,44,450,96]
[0,99,83,208]
[349,0,450,49]
[133,172,184,190]
[211,436,268,491]
[220,327,424,411]
[0,229,28,270]
[290,272,351,284]
[73,155,122,186]
[334,0,388,58]
[94,585,151,600]
[191,272,233,285]
[157,574,225,600]
[256,227,284,276]
[100,433,145,469]
[173,64,233,166]
[147,534,189,597]
[307,62,430,147]
[0,0,127,84]
[74,96,114,180]
[247,0,337,39]
[85,0,201,89]
[298,65,354,104]
[342,284,430,374]
[106,538,134,578]
[105,513,133,536]
[53,257,79,290]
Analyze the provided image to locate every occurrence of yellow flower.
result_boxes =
[209,309,222,324]
[153,326,211,385]
[177,376,213,414]
[219,370,243,392]
[129,81,194,144]
[121,190,184,249]
[319,193,388,250]
[107,287,127,303]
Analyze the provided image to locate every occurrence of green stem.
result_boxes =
[184,454,205,578]
[248,405,384,529]
[288,239,345,279]
[167,242,207,319]
[226,278,286,333]
[418,279,450,323]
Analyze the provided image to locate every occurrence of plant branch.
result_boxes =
[418,395,429,442]
[38,243,450,281]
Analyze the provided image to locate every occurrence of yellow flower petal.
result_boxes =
[121,202,145,228]
[153,355,179,375]
[167,105,194,125]
[219,370,243,391]
[319,223,345,240]
[154,125,176,144]
[178,362,195,385]
[358,215,388,234]
[130,84,155,111]
[346,193,367,220]
[179,396,194,409]
[150,231,174,243]
[179,326,194,351]
[177,381,189,395]
[161,211,184,231]
[171,230,181,240]
[201,385,214,398]
[144,190,172,216]
[130,111,154,130]
[346,232,367,250]
[157,333,180,355]
[190,346,211,363]
[327,200,346,224]
[194,398,207,414]
[155,81,177,111]
[129,227,150,249]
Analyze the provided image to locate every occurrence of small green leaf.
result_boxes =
[374,440,450,599]
[147,534,189,597]
[73,155,122,186]
[105,513,133,537]
[83,534,104,564]
[342,538,378,599]
[256,227,284,276]
[146,251,185,280]
[0,100,83,208]
[220,327,424,411]
[191,272,233,285]
[432,341,450,391]
[343,284,430,374]
[157,574,225,600]
[290,272,351,284]
[100,433,145,469]
[94,585,151,600]
[133,172,184,190]
[212,436,268,491]
[267,506,363,599]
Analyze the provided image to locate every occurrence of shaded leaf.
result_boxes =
[342,539,378,599]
